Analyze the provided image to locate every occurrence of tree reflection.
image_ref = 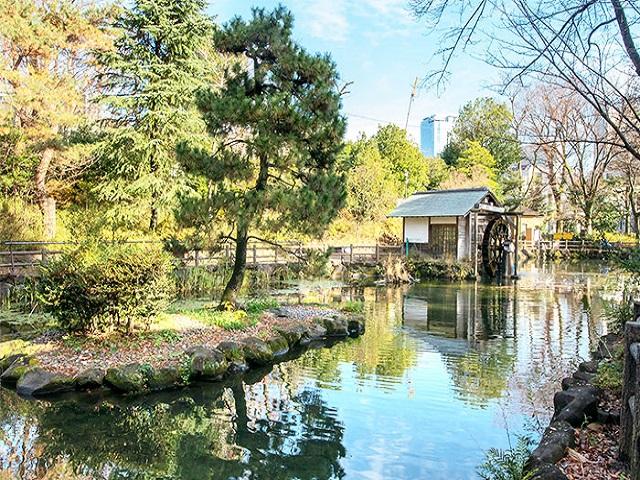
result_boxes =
[4,364,347,480]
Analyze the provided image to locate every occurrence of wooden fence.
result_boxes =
[0,240,405,276]
[521,239,640,255]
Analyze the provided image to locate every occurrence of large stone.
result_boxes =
[217,341,245,362]
[347,317,365,336]
[0,356,37,386]
[148,366,185,390]
[526,421,575,470]
[572,370,596,383]
[104,364,150,393]
[553,386,598,426]
[190,347,228,380]
[561,376,587,391]
[241,337,274,366]
[322,316,349,337]
[578,360,598,374]
[307,323,328,341]
[275,324,310,346]
[74,368,105,390]
[529,464,569,480]
[16,368,75,396]
[265,334,289,357]
[0,353,26,373]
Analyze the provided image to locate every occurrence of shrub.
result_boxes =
[595,346,624,393]
[408,258,475,281]
[36,243,175,333]
[477,436,536,480]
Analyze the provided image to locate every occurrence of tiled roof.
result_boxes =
[388,188,496,217]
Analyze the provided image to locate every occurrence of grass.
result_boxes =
[595,347,624,393]
[165,296,280,331]
[340,300,365,314]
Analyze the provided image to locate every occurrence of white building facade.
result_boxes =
[420,115,457,157]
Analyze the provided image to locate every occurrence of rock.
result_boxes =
[307,323,328,341]
[0,353,26,373]
[217,341,245,362]
[74,368,105,390]
[578,360,598,374]
[572,370,596,383]
[275,324,308,346]
[265,334,289,357]
[322,316,349,337]
[529,464,569,480]
[597,408,620,425]
[241,337,274,366]
[227,360,249,375]
[190,347,228,381]
[347,317,365,336]
[527,421,575,469]
[561,376,587,391]
[553,387,598,426]
[16,368,75,396]
[0,356,37,386]
[148,366,184,390]
[104,364,150,393]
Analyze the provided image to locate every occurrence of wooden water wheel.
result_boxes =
[481,217,512,277]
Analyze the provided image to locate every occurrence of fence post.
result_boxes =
[9,243,14,276]
[274,246,278,264]
[375,244,379,262]
[41,247,47,266]
[253,244,257,265]
[349,244,353,264]
[194,250,200,267]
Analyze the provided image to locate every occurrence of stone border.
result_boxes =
[525,334,620,479]
[0,314,365,398]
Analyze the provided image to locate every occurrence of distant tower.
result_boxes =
[420,115,457,157]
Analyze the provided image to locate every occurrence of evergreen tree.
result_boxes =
[0,0,111,238]
[95,0,217,232]
[179,7,347,306]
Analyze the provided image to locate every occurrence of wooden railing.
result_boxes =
[521,239,640,254]
[0,240,405,276]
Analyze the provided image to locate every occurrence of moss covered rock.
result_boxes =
[190,347,228,380]
[275,324,310,346]
[104,364,149,393]
[74,368,105,390]
[347,316,366,336]
[265,334,289,357]
[0,356,38,386]
[217,341,245,362]
[148,366,184,390]
[16,368,75,396]
[322,316,349,337]
[241,337,274,366]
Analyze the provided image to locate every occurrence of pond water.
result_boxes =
[0,261,620,479]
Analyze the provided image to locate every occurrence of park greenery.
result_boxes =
[1,0,640,306]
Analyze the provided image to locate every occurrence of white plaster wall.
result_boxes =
[430,216,457,225]
[457,215,470,260]
[404,217,429,243]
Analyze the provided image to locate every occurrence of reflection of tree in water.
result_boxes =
[294,288,419,386]
[6,365,346,480]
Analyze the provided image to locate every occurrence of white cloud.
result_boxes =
[300,0,349,42]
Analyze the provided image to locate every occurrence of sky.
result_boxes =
[208,0,501,143]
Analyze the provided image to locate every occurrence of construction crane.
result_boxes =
[404,77,419,131]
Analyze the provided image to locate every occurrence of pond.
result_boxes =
[0,261,619,479]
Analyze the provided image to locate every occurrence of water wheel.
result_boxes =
[481,217,511,277]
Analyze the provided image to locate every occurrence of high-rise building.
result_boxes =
[420,115,457,157]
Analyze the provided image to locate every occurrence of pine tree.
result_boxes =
[179,6,347,307]
[0,0,112,238]
[95,0,218,232]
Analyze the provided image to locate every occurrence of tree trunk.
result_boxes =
[219,223,249,308]
[149,156,158,231]
[35,147,56,239]
[149,204,158,231]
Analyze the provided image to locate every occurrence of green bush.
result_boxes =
[36,243,175,333]
[408,258,475,281]
[477,436,535,480]
[595,347,624,393]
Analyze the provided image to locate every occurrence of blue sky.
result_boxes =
[208,1,500,142]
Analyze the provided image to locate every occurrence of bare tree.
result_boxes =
[516,84,622,233]
[410,0,640,164]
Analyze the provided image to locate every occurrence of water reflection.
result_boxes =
[0,262,618,479]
